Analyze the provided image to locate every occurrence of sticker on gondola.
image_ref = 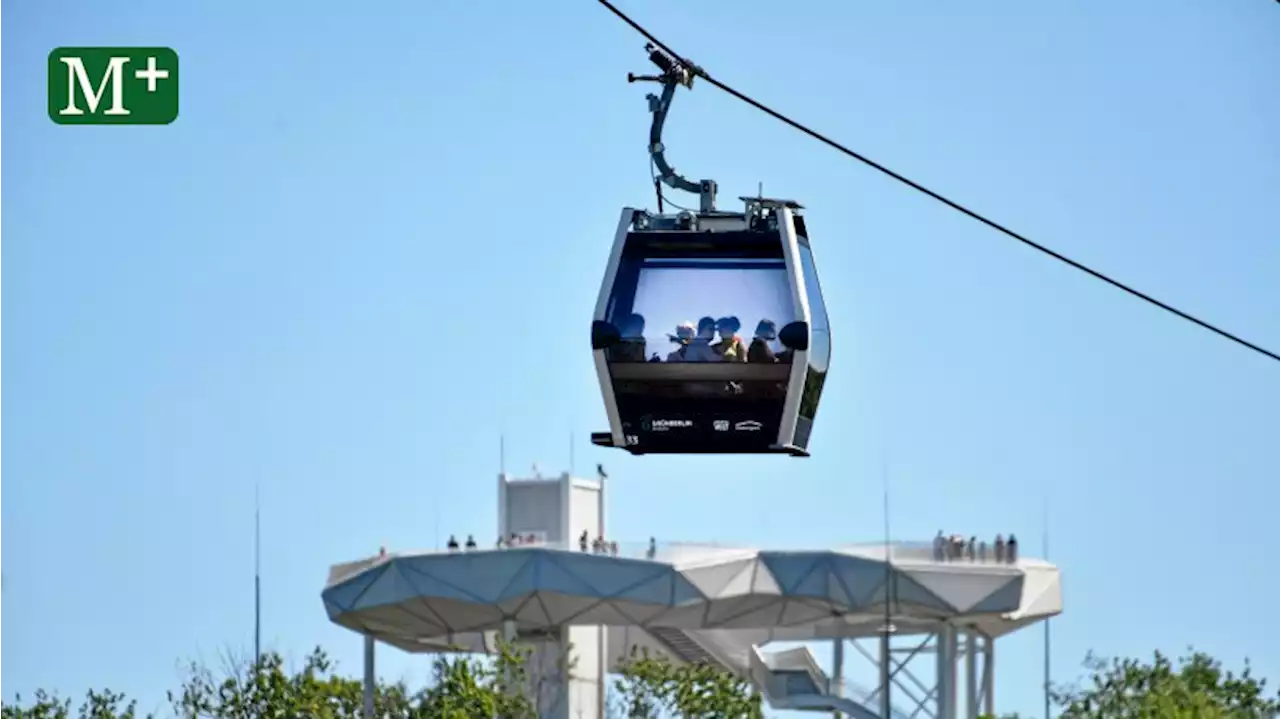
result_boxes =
[649,419,692,432]
[713,420,730,432]
[734,420,762,432]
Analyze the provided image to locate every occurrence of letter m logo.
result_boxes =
[48,47,180,125]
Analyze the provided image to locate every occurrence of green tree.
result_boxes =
[1052,650,1280,718]
[613,648,762,718]
[169,647,404,718]
[421,643,537,719]
[169,644,537,719]
[2,689,148,719]
[17,645,1275,718]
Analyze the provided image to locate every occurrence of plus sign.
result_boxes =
[134,56,170,93]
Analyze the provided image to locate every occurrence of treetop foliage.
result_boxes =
[5,643,1275,718]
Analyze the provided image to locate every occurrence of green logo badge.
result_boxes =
[48,47,179,125]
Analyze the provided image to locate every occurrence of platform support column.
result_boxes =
[879,630,892,719]
[362,635,375,719]
[965,632,978,719]
[936,625,958,719]
[983,636,995,718]
[501,620,518,691]
[832,637,845,718]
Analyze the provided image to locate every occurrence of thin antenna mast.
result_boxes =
[570,430,576,477]
[1043,499,1052,719]
[254,478,261,667]
[879,452,893,719]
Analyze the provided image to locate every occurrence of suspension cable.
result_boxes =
[597,0,1279,364]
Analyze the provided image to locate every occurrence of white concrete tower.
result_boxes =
[497,469,606,719]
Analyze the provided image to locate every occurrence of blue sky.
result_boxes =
[4,0,1278,715]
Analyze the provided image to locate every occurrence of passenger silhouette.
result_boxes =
[714,316,747,362]
[447,535,459,552]
[1007,534,1018,563]
[465,535,477,551]
[684,317,720,362]
[749,319,779,364]
[611,313,648,363]
[666,322,696,362]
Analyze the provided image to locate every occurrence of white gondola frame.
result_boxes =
[592,208,638,449]
[592,205,813,454]
[773,206,812,453]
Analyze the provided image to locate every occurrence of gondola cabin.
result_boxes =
[591,197,831,456]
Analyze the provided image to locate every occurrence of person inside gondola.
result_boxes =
[713,316,747,362]
[748,319,779,364]
[669,317,717,362]
[689,317,720,362]
[465,535,477,551]
[666,322,695,362]
[447,535,459,552]
[610,313,648,363]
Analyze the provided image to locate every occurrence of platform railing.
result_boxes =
[402,539,722,562]
[840,539,1027,565]
[382,538,1027,566]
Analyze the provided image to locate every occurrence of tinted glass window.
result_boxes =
[609,258,795,365]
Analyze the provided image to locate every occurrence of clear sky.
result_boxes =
[4,0,1278,715]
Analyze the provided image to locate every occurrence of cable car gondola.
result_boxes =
[590,45,832,457]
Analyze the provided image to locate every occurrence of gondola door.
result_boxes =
[774,205,814,454]
[591,208,637,450]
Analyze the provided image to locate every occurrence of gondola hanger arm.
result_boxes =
[629,44,718,212]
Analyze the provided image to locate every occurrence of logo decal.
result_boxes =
[734,420,763,432]
[49,47,180,125]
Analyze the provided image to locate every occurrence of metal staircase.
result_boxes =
[749,645,893,719]
[634,626,916,716]
[647,626,723,668]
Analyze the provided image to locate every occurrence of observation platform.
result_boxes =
[322,539,1061,656]
[324,470,1061,719]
